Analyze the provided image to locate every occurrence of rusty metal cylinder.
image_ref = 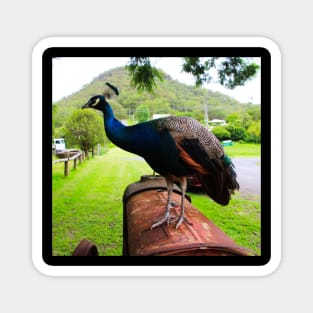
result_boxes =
[123,175,251,256]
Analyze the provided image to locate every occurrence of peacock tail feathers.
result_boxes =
[196,157,239,206]
[223,154,232,166]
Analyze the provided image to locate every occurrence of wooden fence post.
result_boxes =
[64,160,69,176]
[53,152,82,177]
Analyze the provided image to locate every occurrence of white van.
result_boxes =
[53,138,66,153]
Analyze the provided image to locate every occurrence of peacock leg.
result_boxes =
[175,177,187,229]
[151,178,174,229]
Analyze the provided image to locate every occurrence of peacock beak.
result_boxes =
[81,100,91,109]
[82,97,101,109]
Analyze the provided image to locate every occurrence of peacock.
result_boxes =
[82,82,239,229]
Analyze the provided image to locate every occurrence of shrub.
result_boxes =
[212,126,231,141]
[245,121,261,143]
[135,105,150,122]
[226,124,247,141]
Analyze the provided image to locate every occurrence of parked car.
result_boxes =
[53,138,66,153]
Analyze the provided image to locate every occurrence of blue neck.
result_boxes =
[103,103,124,143]
[101,101,160,156]
[102,102,136,152]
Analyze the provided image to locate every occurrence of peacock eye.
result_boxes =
[92,97,100,106]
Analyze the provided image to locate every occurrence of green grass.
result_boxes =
[223,142,260,157]
[53,146,261,256]
[52,148,151,256]
[190,192,260,255]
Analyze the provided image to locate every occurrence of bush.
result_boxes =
[245,121,261,143]
[226,113,241,123]
[226,124,247,141]
[135,105,150,122]
[212,126,231,141]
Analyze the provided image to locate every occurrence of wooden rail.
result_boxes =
[53,151,85,176]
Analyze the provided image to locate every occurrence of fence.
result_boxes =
[52,150,85,176]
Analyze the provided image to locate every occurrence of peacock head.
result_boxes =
[82,95,106,111]
[82,82,119,113]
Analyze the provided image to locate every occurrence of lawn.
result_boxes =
[191,193,260,255]
[52,148,152,256]
[52,144,260,256]
[223,142,260,157]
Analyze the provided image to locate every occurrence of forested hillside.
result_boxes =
[53,66,260,129]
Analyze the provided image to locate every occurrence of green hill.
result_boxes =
[53,66,259,130]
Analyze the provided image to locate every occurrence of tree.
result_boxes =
[182,57,259,89]
[127,57,164,93]
[141,99,171,115]
[247,106,261,121]
[127,57,259,92]
[54,126,66,139]
[226,112,241,124]
[242,112,253,129]
[52,105,58,138]
[246,121,261,143]
[174,111,203,122]
[135,105,150,122]
[64,110,105,157]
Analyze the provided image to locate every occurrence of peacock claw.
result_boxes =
[175,216,185,229]
[150,212,176,229]
[172,215,193,229]
[151,202,177,229]
[151,201,192,229]
[151,215,170,229]
[151,213,191,229]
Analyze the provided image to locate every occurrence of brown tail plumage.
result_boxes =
[197,159,239,206]
[176,138,239,206]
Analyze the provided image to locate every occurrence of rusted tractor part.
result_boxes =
[123,175,252,256]
[72,239,99,256]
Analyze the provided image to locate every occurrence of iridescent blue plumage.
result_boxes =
[97,98,187,178]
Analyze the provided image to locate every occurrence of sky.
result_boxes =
[52,57,261,104]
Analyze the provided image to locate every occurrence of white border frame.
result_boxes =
[32,37,281,276]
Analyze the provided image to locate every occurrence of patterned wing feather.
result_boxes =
[157,116,224,159]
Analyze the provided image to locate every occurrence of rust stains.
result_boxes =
[123,177,251,256]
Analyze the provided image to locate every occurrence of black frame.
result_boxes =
[43,47,271,267]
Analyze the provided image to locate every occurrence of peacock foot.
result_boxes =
[172,214,193,229]
[151,212,175,229]
[150,202,177,229]
[151,212,193,229]
[151,203,192,229]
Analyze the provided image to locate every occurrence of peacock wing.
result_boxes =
[156,116,239,206]
[156,116,224,158]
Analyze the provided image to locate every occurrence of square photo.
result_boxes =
[32,37,280,275]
